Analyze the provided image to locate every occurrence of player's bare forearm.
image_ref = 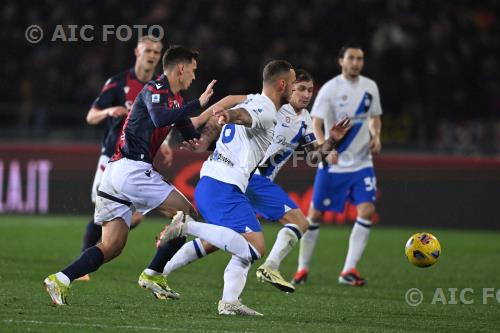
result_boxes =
[312,117,325,145]
[191,95,246,129]
[305,118,350,164]
[225,108,253,127]
[304,138,339,164]
[86,106,127,125]
[369,116,381,139]
[369,116,382,155]
[86,107,110,125]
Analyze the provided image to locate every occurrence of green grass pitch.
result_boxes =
[1,216,499,332]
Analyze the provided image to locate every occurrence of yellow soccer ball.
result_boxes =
[405,232,441,267]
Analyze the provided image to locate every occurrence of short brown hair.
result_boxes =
[294,69,313,83]
[263,60,293,84]
[162,45,199,70]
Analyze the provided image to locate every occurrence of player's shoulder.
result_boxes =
[278,103,295,116]
[105,69,130,85]
[359,75,379,89]
[144,75,171,94]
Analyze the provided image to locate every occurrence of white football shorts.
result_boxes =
[94,158,174,227]
[90,154,110,203]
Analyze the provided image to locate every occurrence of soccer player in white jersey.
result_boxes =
[161,60,296,316]
[293,45,383,287]
[157,70,349,296]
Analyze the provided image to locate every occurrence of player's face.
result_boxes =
[339,48,364,78]
[179,59,197,90]
[290,80,314,110]
[135,40,162,71]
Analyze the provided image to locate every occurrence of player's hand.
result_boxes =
[325,149,339,164]
[370,135,382,155]
[107,106,128,118]
[329,117,351,141]
[156,144,174,168]
[180,138,209,152]
[212,105,229,126]
[199,80,217,108]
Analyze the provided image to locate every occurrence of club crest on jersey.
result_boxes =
[152,94,160,103]
[168,99,180,108]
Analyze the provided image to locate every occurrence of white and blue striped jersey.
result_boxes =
[200,94,277,192]
[311,74,382,173]
[256,104,315,181]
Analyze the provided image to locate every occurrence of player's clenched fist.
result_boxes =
[212,105,229,125]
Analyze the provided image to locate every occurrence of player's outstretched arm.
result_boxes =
[191,95,246,129]
[304,118,351,164]
[213,106,253,127]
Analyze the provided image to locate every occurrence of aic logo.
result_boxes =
[0,160,52,213]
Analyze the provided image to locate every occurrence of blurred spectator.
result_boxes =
[1,0,499,155]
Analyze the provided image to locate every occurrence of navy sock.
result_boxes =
[147,236,186,273]
[62,246,104,282]
[81,219,102,252]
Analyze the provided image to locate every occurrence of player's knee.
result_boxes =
[358,203,376,220]
[200,240,218,254]
[282,209,308,234]
[307,206,323,222]
[98,240,125,261]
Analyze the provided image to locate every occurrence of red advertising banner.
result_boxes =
[1,143,499,229]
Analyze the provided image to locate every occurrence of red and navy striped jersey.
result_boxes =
[92,68,146,157]
[112,74,201,164]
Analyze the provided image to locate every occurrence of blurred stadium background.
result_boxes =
[1,0,498,228]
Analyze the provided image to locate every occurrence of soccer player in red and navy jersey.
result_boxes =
[44,46,219,305]
[78,36,165,281]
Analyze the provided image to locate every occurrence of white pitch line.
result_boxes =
[2,319,250,333]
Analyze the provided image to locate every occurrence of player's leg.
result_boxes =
[44,217,130,305]
[163,239,218,276]
[246,175,303,291]
[161,177,266,263]
[219,231,264,316]
[137,186,195,299]
[77,155,108,281]
[339,167,377,286]
[293,167,335,284]
[129,211,143,229]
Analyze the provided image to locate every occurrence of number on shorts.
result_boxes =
[222,124,236,143]
[364,177,377,191]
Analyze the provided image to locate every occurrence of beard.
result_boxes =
[279,93,290,107]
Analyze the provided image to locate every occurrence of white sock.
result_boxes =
[222,255,251,302]
[185,221,256,261]
[163,238,206,276]
[55,272,70,286]
[265,224,302,270]
[298,219,321,270]
[143,268,160,276]
[342,217,372,272]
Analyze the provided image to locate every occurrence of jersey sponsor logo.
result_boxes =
[152,94,160,103]
[281,123,290,128]
[124,86,130,94]
[144,170,152,177]
[209,150,234,167]
[252,108,263,114]
[155,83,163,90]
